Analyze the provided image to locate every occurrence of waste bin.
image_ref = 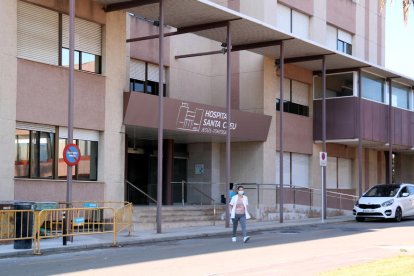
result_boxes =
[0,201,15,243]
[34,202,58,236]
[34,202,58,211]
[14,202,34,250]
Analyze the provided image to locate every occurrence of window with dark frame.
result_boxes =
[276,80,309,117]
[15,129,54,179]
[58,138,98,181]
[130,61,167,96]
[58,13,102,74]
[337,39,352,55]
[14,128,98,181]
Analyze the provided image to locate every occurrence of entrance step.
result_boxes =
[133,205,227,230]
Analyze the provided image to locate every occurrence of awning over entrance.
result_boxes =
[124,92,272,142]
[97,0,414,86]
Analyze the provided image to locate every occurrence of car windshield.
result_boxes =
[363,186,400,197]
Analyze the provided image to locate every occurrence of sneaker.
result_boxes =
[243,236,250,243]
[232,237,236,242]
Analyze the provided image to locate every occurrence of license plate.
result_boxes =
[363,209,375,213]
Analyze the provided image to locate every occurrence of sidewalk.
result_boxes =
[0,215,354,258]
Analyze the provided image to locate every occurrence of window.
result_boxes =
[15,129,54,179]
[130,59,167,96]
[17,1,102,74]
[362,73,385,103]
[314,72,354,99]
[326,25,353,55]
[392,83,410,110]
[276,100,309,116]
[328,157,353,189]
[337,29,353,55]
[276,80,309,116]
[276,4,310,39]
[58,139,98,181]
[61,48,101,74]
[15,125,98,181]
[61,14,102,74]
[276,152,310,187]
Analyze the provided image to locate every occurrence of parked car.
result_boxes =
[353,183,414,222]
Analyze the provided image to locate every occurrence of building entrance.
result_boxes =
[125,138,188,205]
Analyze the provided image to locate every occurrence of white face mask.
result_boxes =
[238,191,244,195]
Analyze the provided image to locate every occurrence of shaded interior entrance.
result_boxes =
[126,138,188,205]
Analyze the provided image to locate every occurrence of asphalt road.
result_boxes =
[1,219,414,276]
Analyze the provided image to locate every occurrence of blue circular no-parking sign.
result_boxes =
[63,144,81,166]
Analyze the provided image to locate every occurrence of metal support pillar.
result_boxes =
[358,70,363,196]
[322,56,327,220]
[225,22,232,228]
[64,0,75,246]
[388,78,393,184]
[156,0,164,234]
[279,41,284,223]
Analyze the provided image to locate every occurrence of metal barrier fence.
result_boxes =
[0,209,33,243]
[33,207,116,255]
[0,201,133,255]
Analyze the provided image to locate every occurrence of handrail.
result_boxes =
[125,179,157,204]
[191,185,216,226]
[240,183,358,200]
[176,181,217,226]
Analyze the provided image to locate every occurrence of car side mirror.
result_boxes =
[402,192,410,197]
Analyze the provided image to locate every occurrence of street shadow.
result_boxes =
[2,218,414,276]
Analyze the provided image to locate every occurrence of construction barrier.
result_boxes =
[0,201,133,255]
[33,207,116,254]
[0,209,33,244]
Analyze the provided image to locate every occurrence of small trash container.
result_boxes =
[34,202,58,236]
[34,202,58,211]
[14,202,34,250]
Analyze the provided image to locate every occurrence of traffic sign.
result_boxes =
[319,152,327,167]
[63,143,81,166]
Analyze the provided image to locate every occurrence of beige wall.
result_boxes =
[0,0,17,200]
[16,59,105,130]
[14,179,104,202]
[239,51,264,113]
[129,15,170,66]
[395,154,414,184]
[99,11,127,202]
[169,34,215,105]
[262,57,277,183]
[326,0,356,34]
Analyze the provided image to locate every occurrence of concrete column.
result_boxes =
[0,0,17,200]
[98,11,127,202]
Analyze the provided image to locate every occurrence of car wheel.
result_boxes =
[394,207,402,222]
[356,217,365,222]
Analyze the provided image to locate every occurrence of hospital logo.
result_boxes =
[176,102,237,135]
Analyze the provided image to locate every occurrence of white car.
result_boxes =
[353,183,414,222]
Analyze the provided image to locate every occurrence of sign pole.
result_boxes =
[64,0,75,246]
[319,151,327,223]
[321,166,324,223]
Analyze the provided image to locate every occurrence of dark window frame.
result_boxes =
[58,138,98,181]
[337,39,352,55]
[15,129,55,179]
[130,61,167,96]
[58,14,102,74]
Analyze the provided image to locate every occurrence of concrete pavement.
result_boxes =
[0,215,354,258]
